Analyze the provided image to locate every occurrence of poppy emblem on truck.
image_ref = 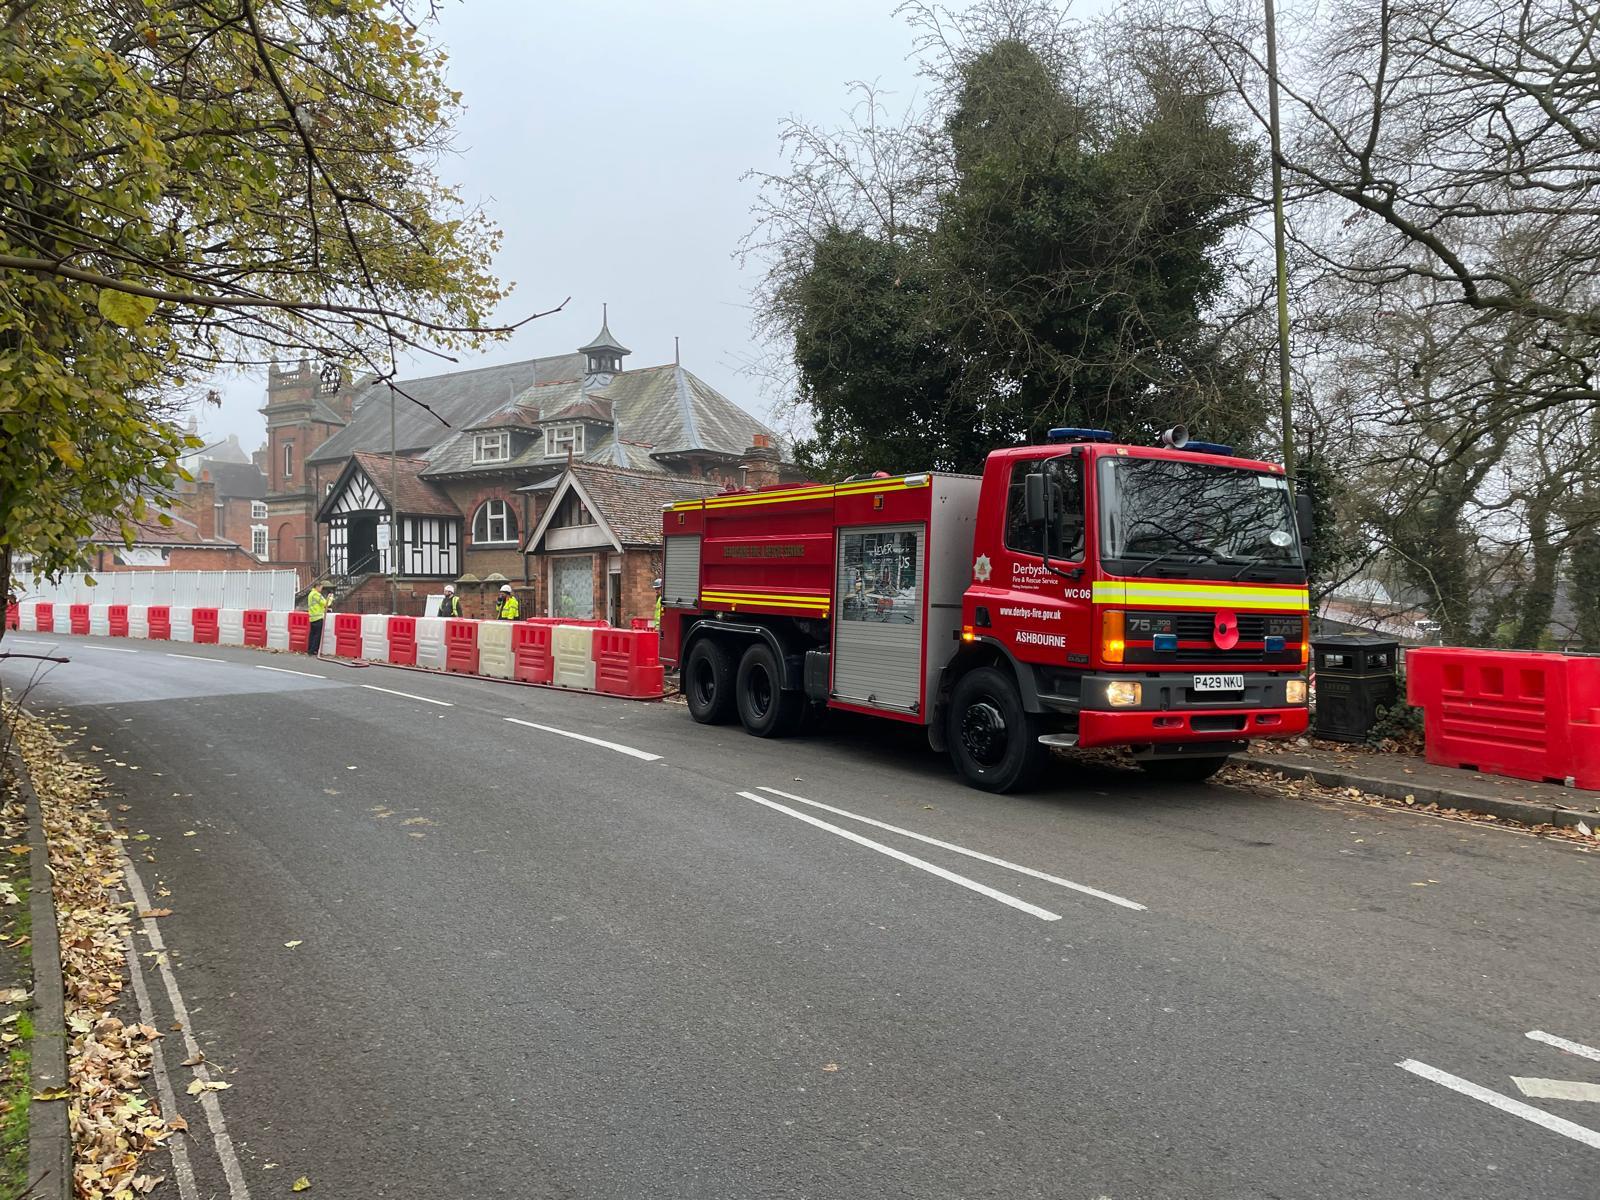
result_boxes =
[1213,608,1240,650]
[973,555,992,582]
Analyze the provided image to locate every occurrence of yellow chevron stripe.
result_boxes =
[702,590,831,610]
[674,474,931,512]
[1093,580,1309,611]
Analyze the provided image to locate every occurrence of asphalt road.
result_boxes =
[5,633,1599,1199]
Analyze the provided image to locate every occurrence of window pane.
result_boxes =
[551,557,593,618]
[1005,458,1084,561]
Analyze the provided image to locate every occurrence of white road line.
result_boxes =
[759,786,1146,912]
[1398,1059,1600,1151]
[1513,1077,1600,1104]
[1527,1030,1600,1063]
[123,932,202,1200]
[361,683,452,707]
[255,663,328,680]
[736,791,1061,921]
[5,638,55,646]
[504,717,661,761]
[123,855,254,1199]
[77,643,139,653]
[165,652,224,663]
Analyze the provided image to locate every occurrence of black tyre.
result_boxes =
[1138,755,1229,783]
[736,642,805,738]
[946,666,1047,793]
[684,638,736,724]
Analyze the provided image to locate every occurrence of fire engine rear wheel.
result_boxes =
[684,638,736,725]
[947,667,1047,793]
[1138,755,1229,783]
[736,643,804,738]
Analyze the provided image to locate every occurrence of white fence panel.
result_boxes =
[19,570,297,611]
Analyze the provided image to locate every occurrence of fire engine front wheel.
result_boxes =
[947,667,1047,793]
[736,643,804,738]
[684,639,736,724]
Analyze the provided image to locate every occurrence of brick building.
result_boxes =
[302,313,804,621]
[259,358,357,582]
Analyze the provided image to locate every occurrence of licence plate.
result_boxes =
[1193,674,1245,692]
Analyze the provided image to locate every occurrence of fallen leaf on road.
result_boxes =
[141,951,167,966]
[185,1079,230,1095]
[284,940,302,949]
[156,887,171,898]
[293,1176,312,1191]
[139,908,172,918]
[181,1052,204,1067]
[0,987,27,1005]
[7,845,30,856]
[166,1116,188,1133]
[401,817,432,826]
[183,831,196,837]
[116,805,130,812]
[821,1063,839,1072]
[131,1173,164,1193]
[32,1087,69,1101]
[408,832,425,839]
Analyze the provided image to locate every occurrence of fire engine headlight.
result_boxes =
[1285,678,1308,705]
[1105,681,1142,708]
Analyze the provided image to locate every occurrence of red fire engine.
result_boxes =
[659,426,1313,792]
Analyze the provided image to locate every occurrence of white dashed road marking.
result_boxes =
[1527,1030,1600,1063]
[255,664,328,680]
[361,683,453,706]
[1399,1059,1600,1150]
[166,652,224,663]
[504,717,661,761]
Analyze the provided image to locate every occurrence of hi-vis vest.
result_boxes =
[307,588,327,622]
[497,595,520,620]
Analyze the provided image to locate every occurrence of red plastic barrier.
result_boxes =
[243,609,268,648]
[146,605,169,640]
[108,605,129,637]
[287,610,310,654]
[3,603,16,631]
[630,617,655,632]
[522,616,610,629]
[192,606,219,644]
[1407,648,1600,790]
[332,612,362,659]
[511,622,555,685]
[592,628,664,698]
[35,603,54,633]
[445,619,479,675]
[387,616,417,667]
[69,604,89,635]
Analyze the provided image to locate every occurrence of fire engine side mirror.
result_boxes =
[1024,472,1047,526]
[1294,487,1315,557]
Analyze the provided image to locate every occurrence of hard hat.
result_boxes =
[443,584,455,594]
[652,577,663,588]
[500,583,513,593]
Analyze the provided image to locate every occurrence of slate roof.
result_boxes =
[341,451,461,518]
[200,461,267,501]
[89,509,243,550]
[305,353,585,464]
[579,316,630,356]
[540,464,727,548]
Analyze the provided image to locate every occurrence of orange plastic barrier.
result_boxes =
[592,628,664,698]
[445,618,479,675]
[108,605,129,637]
[331,612,362,659]
[287,611,309,654]
[1408,648,1600,789]
[630,617,654,632]
[69,604,89,635]
[34,603,53,633]
[511,622,555,685]
[4,602,16,631]
[192,607,220,644]
[243,609,268,648]
[387,616,418,667]
[146,606,169,640]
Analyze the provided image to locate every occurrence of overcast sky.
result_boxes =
[198,0,970,456]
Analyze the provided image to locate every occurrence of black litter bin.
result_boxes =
[1313,634,1399,742]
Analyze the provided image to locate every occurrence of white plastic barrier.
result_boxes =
[477,620,514,679]
[89,603,111,637]
[169,605,195,643]
[360,613,390,662]
[218,607,246,646]
[414,617,446,670]
[265,610,290,652]
[552,625,597,691]
[17,602,37,633]
[128,605,149,639]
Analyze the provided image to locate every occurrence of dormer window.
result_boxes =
[546,424,584,458]
[473,431,510,464]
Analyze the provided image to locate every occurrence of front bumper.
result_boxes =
[1078,705,1308,748]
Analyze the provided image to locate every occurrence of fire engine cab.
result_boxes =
[659,427,1313,792]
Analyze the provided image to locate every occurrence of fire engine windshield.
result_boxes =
[1097,457,1304,581]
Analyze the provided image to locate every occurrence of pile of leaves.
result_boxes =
[8,709,179,1198]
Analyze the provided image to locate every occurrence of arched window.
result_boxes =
[472,498,518,545]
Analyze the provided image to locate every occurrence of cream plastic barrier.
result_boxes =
[360,613,390,662]
[218,608,246,646]
[476,620,514,679]
[168,606,195,643]
[414,617,446,670]
[551,625,597,691]
[127,605,150,639]
[265,610,290,651]
[88,603,111,637]
[18,602,37,633]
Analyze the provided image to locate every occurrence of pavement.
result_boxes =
[1242,741,1600,829]
[3,632,1599,1199]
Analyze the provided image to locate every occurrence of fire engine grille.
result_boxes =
[1127,611,1290,665]
[1175,613,1269,640]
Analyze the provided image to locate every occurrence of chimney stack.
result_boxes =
[196,472,217,539]
[741,434,780,491]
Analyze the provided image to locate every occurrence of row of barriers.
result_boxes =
[1407,648,1599,791]
[4,600,664,701]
